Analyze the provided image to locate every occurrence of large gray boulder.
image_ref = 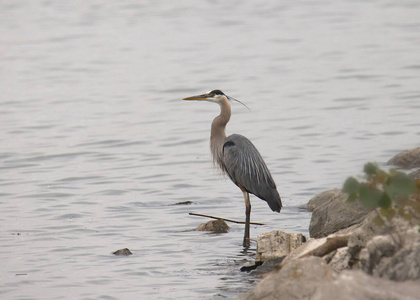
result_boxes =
[308,189,371,238]
[236,257,335,300]
[312,270,420,300]
[237,256,420,300]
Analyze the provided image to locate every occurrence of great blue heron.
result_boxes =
[183,90,282,247]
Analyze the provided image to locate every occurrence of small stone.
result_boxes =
[171,201,193,205]
[327,247,351,272]
[113,248,132,256]
[195,219,229,233]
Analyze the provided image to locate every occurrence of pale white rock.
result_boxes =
[255,230,306,263]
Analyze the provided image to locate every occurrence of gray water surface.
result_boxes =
[1,1,419,299]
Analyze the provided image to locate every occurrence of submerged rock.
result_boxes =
[112,248,132,256]
[171,201,193,205]
[195,219,229,233]
[255,230,306,263]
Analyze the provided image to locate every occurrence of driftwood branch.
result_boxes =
[189,212,265,226]
[301,235,350,258]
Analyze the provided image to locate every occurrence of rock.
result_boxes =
[347,210,383,260]
[238,256,420,300]
[249,257,285,277]
[312,270,420,300]
[255,230,306,263]
[171,201,193,205]
[112,248,132,256]
[277,233,351,273]
[408,168,420,180]
[326,247,351,272]
[280,236,329,264]
[345,208,420,281]
[380,242,420,281]
[308,189,371,238]
[366,227,420,281]
[387,147,420,169]
[236,257,336,300]
[363,234,398,275]
[195,219,229,233]
[239,172,420,299]
[348,210,417,262]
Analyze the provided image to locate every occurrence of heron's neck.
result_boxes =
[210,98,231,167]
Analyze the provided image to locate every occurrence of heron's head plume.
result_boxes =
[183,90,250,110]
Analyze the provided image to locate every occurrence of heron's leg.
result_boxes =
[243,191,251,248]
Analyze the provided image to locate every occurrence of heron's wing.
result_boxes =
[222,134,282,212]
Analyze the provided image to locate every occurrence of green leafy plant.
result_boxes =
[343,162,420,225]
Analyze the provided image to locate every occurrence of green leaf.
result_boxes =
[347,193,358,203]
[378,192,392,209]
[387,172,417,197]
[381,207,396,220]
[364,162,378,176]
[374,215,385,226]
[397,207,413,221]
[343,177,360,194]
[376,168,390,182]
[359,184,383,208]
[403,212,413,221]
[389,168,398,176]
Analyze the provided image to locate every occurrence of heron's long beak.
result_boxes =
[183,93,210,101]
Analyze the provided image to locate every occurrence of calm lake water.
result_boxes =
[1,1,419,299]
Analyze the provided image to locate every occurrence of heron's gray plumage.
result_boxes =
[221,134,282,212]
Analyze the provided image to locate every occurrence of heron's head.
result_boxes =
[183,90,250,110]
[183,89,227,104]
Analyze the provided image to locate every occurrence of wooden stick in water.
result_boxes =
[189,212,265,226]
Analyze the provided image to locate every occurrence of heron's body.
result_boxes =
[219,134,282,212]
[184,90,282,247]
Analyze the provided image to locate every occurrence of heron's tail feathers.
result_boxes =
[265,189,282,213]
